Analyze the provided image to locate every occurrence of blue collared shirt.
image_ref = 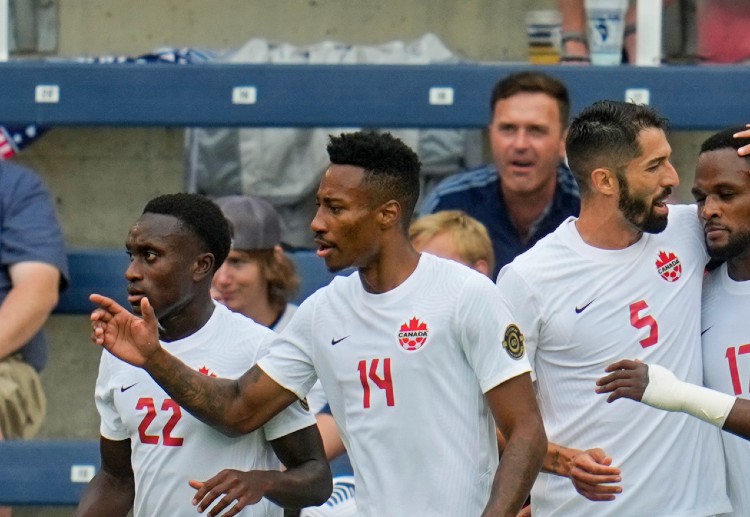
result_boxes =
[419,162,580,279]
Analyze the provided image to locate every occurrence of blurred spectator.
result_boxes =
[419,71,579,279]
[410,210,495,277]
[697,0,750,63]
[558,0,750,64]
[212,195,300,332]
[214,194,354,517]
[0,162,68,517]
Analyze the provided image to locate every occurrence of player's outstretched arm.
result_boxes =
[190,424,332,517]
[90,294,299,436]
[483,372,547,517]
[735,125,750,156]
[597,359,749,439]
[75,437,134,517]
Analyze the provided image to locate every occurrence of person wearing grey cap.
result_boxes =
[214,194,355,517]
[212,195,300,332]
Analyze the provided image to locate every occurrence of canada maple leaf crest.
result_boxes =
[655,250,682,282]
[397,316,429,352]
[198,366,217,378]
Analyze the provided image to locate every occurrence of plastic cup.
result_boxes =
[525,9,562,65]
[584,0,628,66]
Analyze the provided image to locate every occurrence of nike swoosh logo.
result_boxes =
[575,299,596,314]
[120,383,138,392]
[331,336,350,345]
[701,326,712,336]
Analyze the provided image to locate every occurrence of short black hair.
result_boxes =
[327,131,421,229]
[490,71,570,128]
[700,126,750,163]
[566,100,669,195]
[143,193,231,271]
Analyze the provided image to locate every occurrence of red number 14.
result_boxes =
[358,358,395,409]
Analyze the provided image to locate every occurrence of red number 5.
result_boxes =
[630,300,659,348]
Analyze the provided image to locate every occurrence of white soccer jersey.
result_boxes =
[258,252,531,517]
[702,263,750,517]
[497,205,730,516]
[95,302,315,517]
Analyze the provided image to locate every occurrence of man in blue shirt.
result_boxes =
[0,161,68,517]
[420,71,580,278]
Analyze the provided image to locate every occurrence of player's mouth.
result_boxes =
[652,192,671,215]
[704,223,728,240]
[127,288,146,309]
[314,238,336,258]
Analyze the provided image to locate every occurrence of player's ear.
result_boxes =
[377,199,401,229]
[591,167,618,197]
[193,252,214,281]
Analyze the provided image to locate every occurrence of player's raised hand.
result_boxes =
[569,448,622,501]
[595,359,648,403]
[190,470,265,517]
[735,124,750,156]
[90,293,161,367]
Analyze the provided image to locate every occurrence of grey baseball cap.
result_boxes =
[214,195,281,251]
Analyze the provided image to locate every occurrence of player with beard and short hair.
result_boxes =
[86,131,547,517]
[596,126,750,515]
[496,100,731,516]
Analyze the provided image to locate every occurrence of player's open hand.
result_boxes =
[90,293,160,367]
[735,124,750,156]
[569,448,622,501]
[595,359,648,403]
[190,469,266,517]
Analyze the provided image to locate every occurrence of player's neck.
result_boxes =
[575,202,643,250]
[159,295,216,342]
[357,237,420,294]
[727,253,750,282]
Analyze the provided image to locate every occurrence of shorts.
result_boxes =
[0,354,46,439]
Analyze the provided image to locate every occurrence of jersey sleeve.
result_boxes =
[257,294,319,400]
[495,264,542,381]
[261,398,316,442]
[95,353,129,441]
[456,273,531,393]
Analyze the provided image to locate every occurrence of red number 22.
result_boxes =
[136,397,184,446]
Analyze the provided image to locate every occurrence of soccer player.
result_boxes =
[76,193,331,517]
[88,131,547,517]
[596,126,750,515]
[496,100,731,515]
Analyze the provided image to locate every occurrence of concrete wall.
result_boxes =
[8,1,709,513]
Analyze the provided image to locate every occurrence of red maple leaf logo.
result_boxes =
[198,366,217,378]
[398,317,429,351]
[400,317,427,332]
[655,250,682,282]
